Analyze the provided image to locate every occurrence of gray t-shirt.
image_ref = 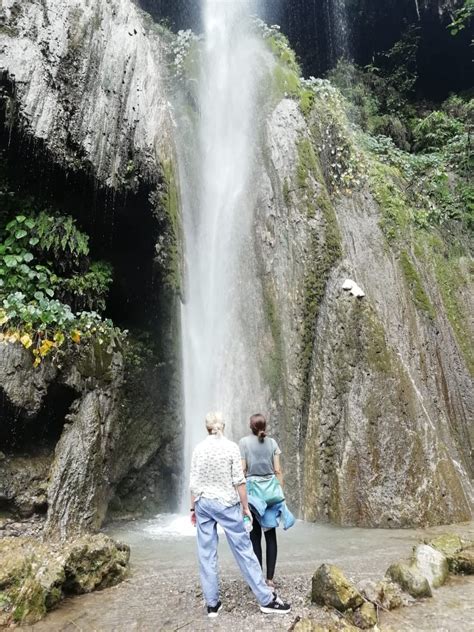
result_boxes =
[239,435,281,477]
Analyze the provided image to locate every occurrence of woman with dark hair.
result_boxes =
[239,413,288,588]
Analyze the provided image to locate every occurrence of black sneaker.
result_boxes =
[207,600,222,618]
[260,594,291,614]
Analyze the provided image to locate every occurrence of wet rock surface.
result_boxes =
[311,564,364,611]
[0,534,129,626]
[0,340,180,541]
[386,561,433,599]
[412,544,449,589]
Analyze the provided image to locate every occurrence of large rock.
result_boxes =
[311,564,364,611]
[453,547,474,574]
[429,533,463,558]
[386,561,432,598]
[358,578,408,610]
[62,534,130,593]
[0,534,129,626]
[412,544,449,589]
[352,602,377,629]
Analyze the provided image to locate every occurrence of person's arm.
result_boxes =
[190,493,196,526]
[241,458,247,476]
[232,444,251,520]
[236,482,253,522]
[273,454,284,488]
[189,450,198,525]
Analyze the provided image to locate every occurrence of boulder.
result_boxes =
[311,564,364,611]
[428,533,463,558]
[0,534,130,625]
[412,544,449,588]
[352,602,377,629]
[358,578,407,610]
[453,547,474,574]
[386,562,432,598]
[62,534,130,593]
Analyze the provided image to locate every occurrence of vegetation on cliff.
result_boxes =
[0,160,123,366]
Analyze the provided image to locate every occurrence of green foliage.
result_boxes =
[57,261,113,312]
[448,0,474,36]
[413,111,464,152]
[301,78,365,193]
[364,131,473,232]
[0,208,118,366]
[0,291,123,366]
[0,212,113,312]
[378,25,420,98]
[328,59,416,151]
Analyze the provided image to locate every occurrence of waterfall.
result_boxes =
[178,0,268,503]
[325,0,350,65]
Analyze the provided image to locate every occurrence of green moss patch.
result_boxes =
[399,250,435,319]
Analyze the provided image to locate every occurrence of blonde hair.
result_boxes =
[205,411,225,436]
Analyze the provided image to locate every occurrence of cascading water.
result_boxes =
[325,0,350,65]
[178,0,269,503]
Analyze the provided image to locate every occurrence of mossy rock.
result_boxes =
[62,533,130,594]
[358,578,405,611]
[428,533,463,558]
[386,561,432,598]
[311,564,364,611]
[0,534,129,625]
[0,538,30,589]
[0,538,64,625]
[352,601,377,629]
[452,547,474,575]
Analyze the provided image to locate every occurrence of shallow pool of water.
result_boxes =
[25,516,474,631]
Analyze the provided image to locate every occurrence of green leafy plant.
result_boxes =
[413,111,464,152]
[448,0,474,36]
[0,212,118,366]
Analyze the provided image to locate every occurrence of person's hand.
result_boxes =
[191,511,196,527]
[242,506,253,523]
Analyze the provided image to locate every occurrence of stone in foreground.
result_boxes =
[311,564,364,611]
[358,578,407,610]
[453,547,474,574]
[0,534,130,625]
[352,601,377,629]
[386,561,432,598]
[412,544,449,589]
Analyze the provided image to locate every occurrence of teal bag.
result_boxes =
[246,475,285,506]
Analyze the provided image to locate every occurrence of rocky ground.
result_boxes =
[11,519,474,632]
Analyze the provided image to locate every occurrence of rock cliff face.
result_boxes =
[254,91,473,526]
[0,0,182,538]
[1,0,173,184]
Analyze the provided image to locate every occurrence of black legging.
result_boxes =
[249,511,277,580]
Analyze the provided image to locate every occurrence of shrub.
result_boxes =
[413,111,464,152]
[0,212,119,366]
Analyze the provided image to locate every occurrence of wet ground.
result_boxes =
[18,516,474,632]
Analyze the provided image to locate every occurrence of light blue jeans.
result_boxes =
[195,497,274,607]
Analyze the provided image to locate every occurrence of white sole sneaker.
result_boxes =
[207,603,223,618]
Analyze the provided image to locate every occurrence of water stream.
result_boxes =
[179,0,268,500]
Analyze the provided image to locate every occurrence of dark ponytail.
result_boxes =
[250,413,267,443]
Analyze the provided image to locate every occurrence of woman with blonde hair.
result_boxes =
[190,411,291,617]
